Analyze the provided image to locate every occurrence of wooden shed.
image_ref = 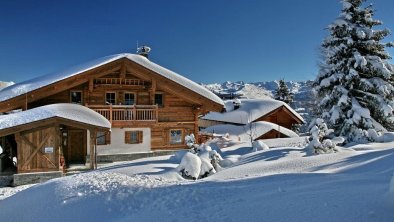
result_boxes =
[0,104,111,174]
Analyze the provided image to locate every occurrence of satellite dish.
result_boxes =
[137,45,151,57]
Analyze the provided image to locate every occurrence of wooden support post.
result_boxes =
[194,110,199,138]
[89,129,96,170]
[15,133,21,172]
[133,105,137,121]
[109,104,113,125]
[155,105,159,123]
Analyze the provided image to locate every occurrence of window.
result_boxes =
[106,92,116,105]
[154,93,163,107]
[96,131,110,145]
[124,93,135,105]
[70,91,82,104]
[170,129,183,145]
[125,131,143,144]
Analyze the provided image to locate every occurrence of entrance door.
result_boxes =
[67,130,86,164]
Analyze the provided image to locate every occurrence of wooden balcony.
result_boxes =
[88,105,158,125]
[94,78,147,86]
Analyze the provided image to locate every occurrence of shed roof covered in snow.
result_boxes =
[201,99,304,125]
[202,121,299,141]
[0,103,111,136]
[0,53,224,112]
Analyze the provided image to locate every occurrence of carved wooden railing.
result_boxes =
[94,78,146,86]
[88,105,158,123]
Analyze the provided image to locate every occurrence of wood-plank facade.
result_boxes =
[0,55,223,165]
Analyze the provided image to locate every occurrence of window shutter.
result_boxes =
[105,132,111,145]
[138,131,143,143]
[125,131,131,144]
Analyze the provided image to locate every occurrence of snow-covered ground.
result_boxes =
[1,139,394,222]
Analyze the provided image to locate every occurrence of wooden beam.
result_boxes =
[89,78,93,92]
[120,63,126,80]
[150,79,156,105]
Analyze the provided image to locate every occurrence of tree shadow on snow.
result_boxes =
[233,148,297,166]
[310,148,394,175]
[97,158,176,172]
[221,146,254,156]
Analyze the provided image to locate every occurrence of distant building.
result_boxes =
[199,99,304,140]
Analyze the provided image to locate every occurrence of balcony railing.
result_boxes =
[88,105,158,123]
[94,78,146,86]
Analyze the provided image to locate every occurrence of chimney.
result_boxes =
[137,45,151,58]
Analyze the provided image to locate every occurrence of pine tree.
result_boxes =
[315,0,394,142]
[275,79,294,104]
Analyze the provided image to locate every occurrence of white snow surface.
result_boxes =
[0,81,14,90]
[0,54,224,106]
[0,103,111,131]
[202,121,298,141]
[202,99,303,124]
[1,140,394,221]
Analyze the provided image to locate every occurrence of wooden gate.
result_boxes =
[16,126,59,172]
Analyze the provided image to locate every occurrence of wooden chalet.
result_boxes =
[199,99,304,139]
[0,52,223,172]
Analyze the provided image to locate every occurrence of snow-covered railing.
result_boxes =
[88,105,158,124]
[94,78,146,86]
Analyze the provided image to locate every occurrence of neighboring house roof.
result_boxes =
[201,121,299,141]
[201,99,304,124]
[0,104,111,136]
[0,53,224,107]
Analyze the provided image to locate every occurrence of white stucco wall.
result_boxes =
[96,127,151,155]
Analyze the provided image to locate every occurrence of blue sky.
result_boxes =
[0,0,393,84]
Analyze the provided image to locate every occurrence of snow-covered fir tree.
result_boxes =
[315,0,394,142]
[274,79,294,104]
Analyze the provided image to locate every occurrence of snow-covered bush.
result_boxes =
[185,133,199,153]
[176,152,201,180]
[252,140,269,152]
[176,143,225,180]
[199,158,216,178]
[307,118,340,154]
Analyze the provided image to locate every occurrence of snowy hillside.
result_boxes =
[1,140,394,222]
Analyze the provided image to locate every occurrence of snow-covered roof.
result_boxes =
[202,99,304,124]
[202,121,298,141]
[0,103,111,131]
[0,54,224,106]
